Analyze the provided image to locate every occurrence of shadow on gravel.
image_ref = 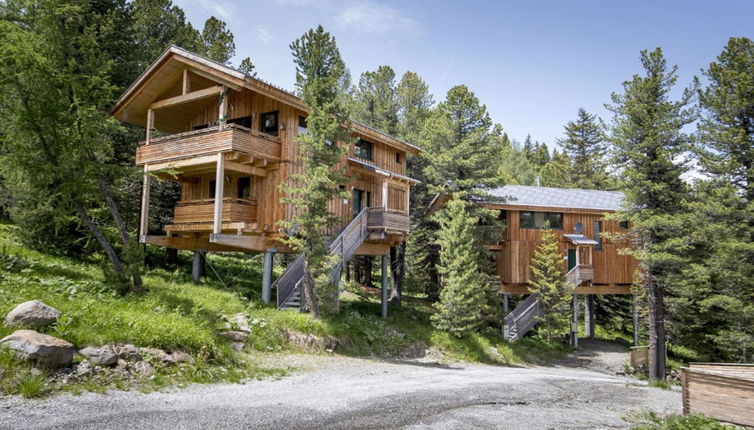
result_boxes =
[380,359,465,370]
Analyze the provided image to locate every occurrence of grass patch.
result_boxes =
[626,411,740,429]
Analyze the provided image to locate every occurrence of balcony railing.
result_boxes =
[173,198,257,225]
[136,124,281,166]
[367,207,410,233]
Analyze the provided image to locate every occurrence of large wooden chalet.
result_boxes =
[111,46,420,309]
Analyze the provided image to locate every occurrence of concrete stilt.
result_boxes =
[381,253,389,318]
[584,294,595,338]
[503,293,510,315]
[192,250,205,283]
[262,248,276,304]
[633,293,640,346]
[571,294,579,348]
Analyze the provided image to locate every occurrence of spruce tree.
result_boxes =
[431,197,488,337]
[606,48,696,380]
[557,108,611,189]
[351,65,399,135]
[200,16,235,64]
[283,26,353,317]
[528,226,573,341]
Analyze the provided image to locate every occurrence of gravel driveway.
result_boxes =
[0,354,679,430]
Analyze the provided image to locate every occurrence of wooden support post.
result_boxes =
[381,253,389,318]
[182,69,190,95]
[405,185,410,215]
[192,250,205,282]
[262,248,276,304]
[213,153,225,235]
[571,294,579,348]
[382,181,389,210]
[145,109,154,145]
[633,293,640,346]
[503,293,510,315]
[139,169,151,240]
[584,294,595,338]
[218,86,227,127]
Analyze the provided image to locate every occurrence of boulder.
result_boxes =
[4,300,61,329]
[1,330,75,367]
[219,331,249,342]
[79,345,118,366]
[139,347,169,363]
[229,313,251,333]
[115,344,141,362]
[166,350,193,364]
[229,342,245,352]
[132,360,154,376]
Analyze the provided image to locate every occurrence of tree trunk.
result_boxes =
[74,200,125,277]
[426,244,441,301]
[648,278,667,381]
[389,243,405,305]
[302,259,320,319]
[96,176,143,291]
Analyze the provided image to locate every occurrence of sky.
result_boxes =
[172,0,754,147]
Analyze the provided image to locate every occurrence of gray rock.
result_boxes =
[219,331,249,342]
[116,344,141,361]
[79,345,118,366]
[229,342,245,352]
[132,360,154,376]
[74,360,98,378]
[139,347,169,362]
[229,313,251,333]
[4,300,61,329]
[166,350,193,364]
[0,329,75,367]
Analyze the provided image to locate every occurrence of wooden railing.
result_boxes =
[566,264,594,286]
[681,363,754,427]
[367,208,410,232]
[503,294,542,342]
[173,198,257,224]
[136,124,281,166]
[275,207,372,308]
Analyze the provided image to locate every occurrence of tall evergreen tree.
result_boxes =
[351,65,399,136]
[200,16,235,64]
[431,197,488,337]
[606,48,696,380]
[238,57,257,77]
[130,0,202,70]
[539,149,570,188]
[557,108,611,189]
[528,227,573,340]
[283,26,353,317]
[530,142,551,167]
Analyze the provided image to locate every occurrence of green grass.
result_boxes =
[0,222,568,396]
[627,411,740,429]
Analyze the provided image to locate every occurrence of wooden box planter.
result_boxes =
[681,363,754,427]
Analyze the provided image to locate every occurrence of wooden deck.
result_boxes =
[173,198,257,224]
[681,363,754,427]
[367,208,410,233]
[136,124,281,166]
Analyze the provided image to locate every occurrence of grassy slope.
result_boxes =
[0,223,567,396]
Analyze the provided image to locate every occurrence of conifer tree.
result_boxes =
[200,16,235,64]
[238,57,257,77]
[607,48,696,380]
[283,26,353,317]
[431,197,488,336]
[352,65,399,135]
[539,150,570,188]
[557,108,611,189]
[528,227,572,341]
[530,142,551,167]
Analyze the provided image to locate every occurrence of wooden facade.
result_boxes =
[112,47,419,254]
[681,363,754,427]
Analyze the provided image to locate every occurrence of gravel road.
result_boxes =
[0,354,679,429]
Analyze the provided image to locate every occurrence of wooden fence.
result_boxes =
[681,363,754,427]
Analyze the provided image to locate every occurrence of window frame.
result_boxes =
[354,139,373,161]
[237,176,252,200]
[260,111,279,136]
[519,211,563,230]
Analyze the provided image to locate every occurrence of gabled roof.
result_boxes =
[111,45,420,154]
[487,185,624,211]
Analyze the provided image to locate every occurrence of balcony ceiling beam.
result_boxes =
[150,85,223,110]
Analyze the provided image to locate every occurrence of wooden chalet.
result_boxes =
[111,46,420,309]
[431,185,638,342]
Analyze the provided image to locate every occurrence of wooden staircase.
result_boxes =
[275,207,373,309]
[503,264,594,341]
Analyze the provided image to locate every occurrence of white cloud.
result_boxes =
[195,0,237,21]
[273,0,315,5]
[256,28,274,45]
[337,1,420,35]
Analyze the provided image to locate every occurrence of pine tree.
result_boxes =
[606,48,696,380]
[539,150,570,188]
[530,142,551,167]
[283,26,353,317]
[238,57,257,77]
[200,16,235,64]
[557,108,611,189]
[528,227,573,341]
[431,197,488,337]
[351,66,399,135]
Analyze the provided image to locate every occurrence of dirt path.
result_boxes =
[553,338,632,375]
[0,353,679,430]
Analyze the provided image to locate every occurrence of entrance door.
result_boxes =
[567,249,577,271]
[352,189,364,217]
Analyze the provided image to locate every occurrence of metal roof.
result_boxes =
[487,185,624,211]
[564,234,600,245]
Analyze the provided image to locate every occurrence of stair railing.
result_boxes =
[503,294,541,342]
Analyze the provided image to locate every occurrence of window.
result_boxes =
[209,180,216,199]
[593,221,602,250]
[260,111,278,136]
[237,177,252,200]
[498,210,507,222]
[298,116,308,135]
[519,211,563,229]
[355,139,373,160]
[228,116,251,129]
[395,151,402,164]
[619,220,629,229]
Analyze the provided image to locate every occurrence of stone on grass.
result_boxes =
[132,360,154,376]
[0,330,75,367]
[229,342,244,352]
[166,351,193,364]
[116,344,141,362]
[79,345,119,366]
[219,331,249,342]
[4,300,61,329]
[139,347,169,363]
[230,313,251,333]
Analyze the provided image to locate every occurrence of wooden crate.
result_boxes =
[681,363,754,427]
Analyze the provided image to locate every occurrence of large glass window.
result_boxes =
[354,139,373,160]
[519,211,563,229]
[260,111,278,136]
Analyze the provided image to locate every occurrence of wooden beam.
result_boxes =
[182,69,190,95]
[382,180,388,209]
[139,168,151,239]
[145,154,218,172]
[150,85,223,110]
[218,86,227,126]
[354,242,391,256]
[145,109,154,145]
[173,60,243,91]
[209,234,289,253]
[143,235,249,252]
[224,160,267,177]
[213,152,225,235]
[500,283,632,295]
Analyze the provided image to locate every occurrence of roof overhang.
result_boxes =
[348,157,420,185]
[564,234,599,246]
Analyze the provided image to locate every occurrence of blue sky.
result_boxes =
[173,0,754,147]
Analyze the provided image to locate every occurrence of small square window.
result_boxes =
[260,111,278,136]
[355,139,373,161]
[619,220,629,229]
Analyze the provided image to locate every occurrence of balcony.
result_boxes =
[367,208,410,233]
[136,123,281,167]
[167,198,257,233]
